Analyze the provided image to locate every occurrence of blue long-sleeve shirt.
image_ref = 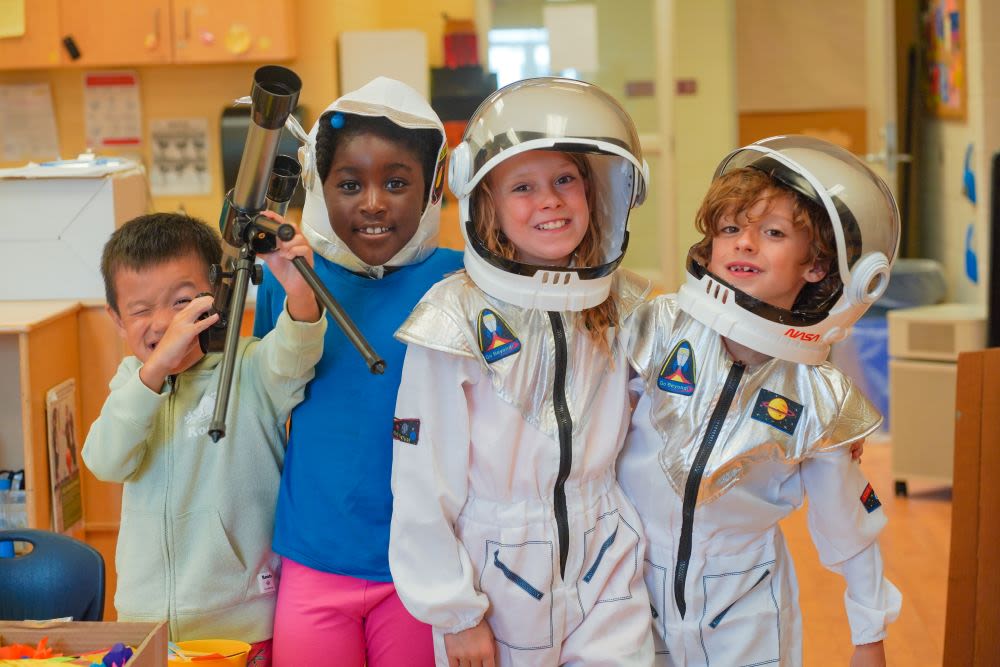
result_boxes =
[253,249,463,580]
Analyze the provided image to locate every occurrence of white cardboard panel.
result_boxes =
[339,30,429,99]
[0,172,146,300]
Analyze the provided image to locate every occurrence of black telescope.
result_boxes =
[204,65,385,443]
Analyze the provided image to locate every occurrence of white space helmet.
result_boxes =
[449,77,649,311]
[677,135,900,364]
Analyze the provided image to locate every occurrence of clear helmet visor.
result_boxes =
[716,135,900,286]
[456,77,648,274]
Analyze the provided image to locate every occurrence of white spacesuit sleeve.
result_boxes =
[801,448,900,644]
[829,540,902,645]
[388,343,490,635]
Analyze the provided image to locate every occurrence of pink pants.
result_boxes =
[272,557,434,667]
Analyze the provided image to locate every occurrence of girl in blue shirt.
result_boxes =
[253,77,462,667]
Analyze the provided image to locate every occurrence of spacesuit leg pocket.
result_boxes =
[699,545,780,666]
[642,559,670,655]
[643,558,671,658]
[578,509,640,611]
[478,539,555,651]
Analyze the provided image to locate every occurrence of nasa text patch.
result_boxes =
[750,388,803,435]
[392,418,420,445]
[860,483,882,513]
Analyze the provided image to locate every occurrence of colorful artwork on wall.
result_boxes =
[924,0,966,120]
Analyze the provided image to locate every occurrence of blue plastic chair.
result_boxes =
[0,529,105,621]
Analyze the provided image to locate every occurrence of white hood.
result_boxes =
[299,77,447,278]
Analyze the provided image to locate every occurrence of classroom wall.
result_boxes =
[671,0,737,286]
[0,0,475,225]
[733,0,868,156]
[736,0,866,113]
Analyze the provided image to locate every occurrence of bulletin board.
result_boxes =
[924,0,966,120]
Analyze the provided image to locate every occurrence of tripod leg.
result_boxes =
[291,256,385,374]
[208,248,253,442]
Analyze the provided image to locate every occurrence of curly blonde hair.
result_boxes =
[472,151,619,354]
[691,167,841,311]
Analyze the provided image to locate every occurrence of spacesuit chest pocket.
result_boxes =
[578,510,640,612]
[699,550,779,667]
[479,539,555,651]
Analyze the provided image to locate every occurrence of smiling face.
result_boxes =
[486,150,591,267]
[707,192,827,310]
[108,252,212,366]
[322,133,427,266]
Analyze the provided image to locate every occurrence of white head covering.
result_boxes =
[298,77,448,278]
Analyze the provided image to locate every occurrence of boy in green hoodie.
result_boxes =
[83,212,325,666]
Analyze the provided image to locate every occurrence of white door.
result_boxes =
[864,0,906,201]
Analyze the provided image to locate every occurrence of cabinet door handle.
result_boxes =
[153,8,161,42]
[184,8,191,41]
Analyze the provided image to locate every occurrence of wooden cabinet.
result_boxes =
[0,301,82,532]
[172,0,295,64]
[0,0,294,70]
[0,0,61,69]
[58,0,172,66]
[944,349,1000,664]
[0,302,126,618]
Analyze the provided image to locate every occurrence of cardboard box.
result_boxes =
[0,164,148,301]
[0,620,166,666]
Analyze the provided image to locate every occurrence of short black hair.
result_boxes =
[314,112,440,202]
[101,212,222,313]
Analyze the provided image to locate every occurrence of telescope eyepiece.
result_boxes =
[251,65,301,130]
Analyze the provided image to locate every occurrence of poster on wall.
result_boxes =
[924,0,966,120]
[45,379,83,534]
[150,118,211,195]
[84,71,143,149]
[0,83,60,161]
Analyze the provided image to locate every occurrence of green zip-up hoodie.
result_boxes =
[83,305,325,642]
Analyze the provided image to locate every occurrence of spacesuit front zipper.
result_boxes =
[673,361,745,618]
[164,374,177,638]
[548,311,572,580]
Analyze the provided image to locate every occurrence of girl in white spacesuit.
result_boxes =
[619,136,903,667]
[388,78,656,667]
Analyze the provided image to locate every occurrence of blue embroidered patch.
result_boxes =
[657,339,697,395]
[392,418,420,445]
[477,308,521,364]
[860,482,882,513]
[750,388,803,435]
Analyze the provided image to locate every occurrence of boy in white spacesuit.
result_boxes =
[619,136,902,667]
[388,78,656,667]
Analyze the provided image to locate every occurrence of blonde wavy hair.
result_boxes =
[471,151,619,354]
